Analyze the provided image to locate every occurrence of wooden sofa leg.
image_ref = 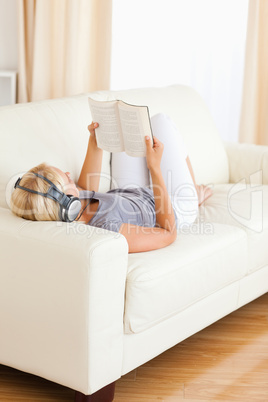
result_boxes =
[75,381,116,402]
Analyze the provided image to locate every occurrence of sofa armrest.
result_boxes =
[223,141,268,184]
[0,208,128,395]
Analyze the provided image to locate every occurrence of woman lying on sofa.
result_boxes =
[10,114,212,253]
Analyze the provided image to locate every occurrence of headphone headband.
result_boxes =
[14,172,81,222]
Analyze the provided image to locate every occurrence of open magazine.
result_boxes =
[88,98,154,157]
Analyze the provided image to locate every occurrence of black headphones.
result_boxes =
[14,172,82,222]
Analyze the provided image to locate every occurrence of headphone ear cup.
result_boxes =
[61,196,81,222]
[58,202,67,222]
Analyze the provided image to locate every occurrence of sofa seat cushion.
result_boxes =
[124,223,247,334]
[200,184,268,274]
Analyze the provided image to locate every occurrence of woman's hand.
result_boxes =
[87,121,99,148]
[145,135,164,172]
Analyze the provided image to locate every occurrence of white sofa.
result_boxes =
[0,85,268,401]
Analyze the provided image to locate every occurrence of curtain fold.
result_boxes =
[17,0,112,103]
[239,0,268,145]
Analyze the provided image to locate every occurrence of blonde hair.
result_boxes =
[10,163,66,221]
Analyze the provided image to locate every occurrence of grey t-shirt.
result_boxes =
[79,187,156,233]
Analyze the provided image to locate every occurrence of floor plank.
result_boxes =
[0,293,267,401]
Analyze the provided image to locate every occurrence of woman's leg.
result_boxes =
[111,112,198,229]
[111,153,150,190]
[150,113,198,229]
[111,114,189,190]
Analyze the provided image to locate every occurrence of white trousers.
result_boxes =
[111,113,199,230]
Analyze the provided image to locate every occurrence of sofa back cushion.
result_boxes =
[0,95,111,208]
[0,85,229,209]
[103,85,229,186]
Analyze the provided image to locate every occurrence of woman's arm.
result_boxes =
[147,137,176,233]
[119,135,177,253]
[77,122,103,192]
[119,224,176,253]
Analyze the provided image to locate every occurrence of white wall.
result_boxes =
[0,0,18,105]
[0,0,249,139]
[111,0,249,142]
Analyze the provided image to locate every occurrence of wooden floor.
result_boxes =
[0,293,267,402]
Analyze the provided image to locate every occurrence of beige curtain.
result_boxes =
[239,0,268,145]
[17,0,112,103]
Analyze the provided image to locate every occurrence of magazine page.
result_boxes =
[88,98,124,152]
[118,101,153,157]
